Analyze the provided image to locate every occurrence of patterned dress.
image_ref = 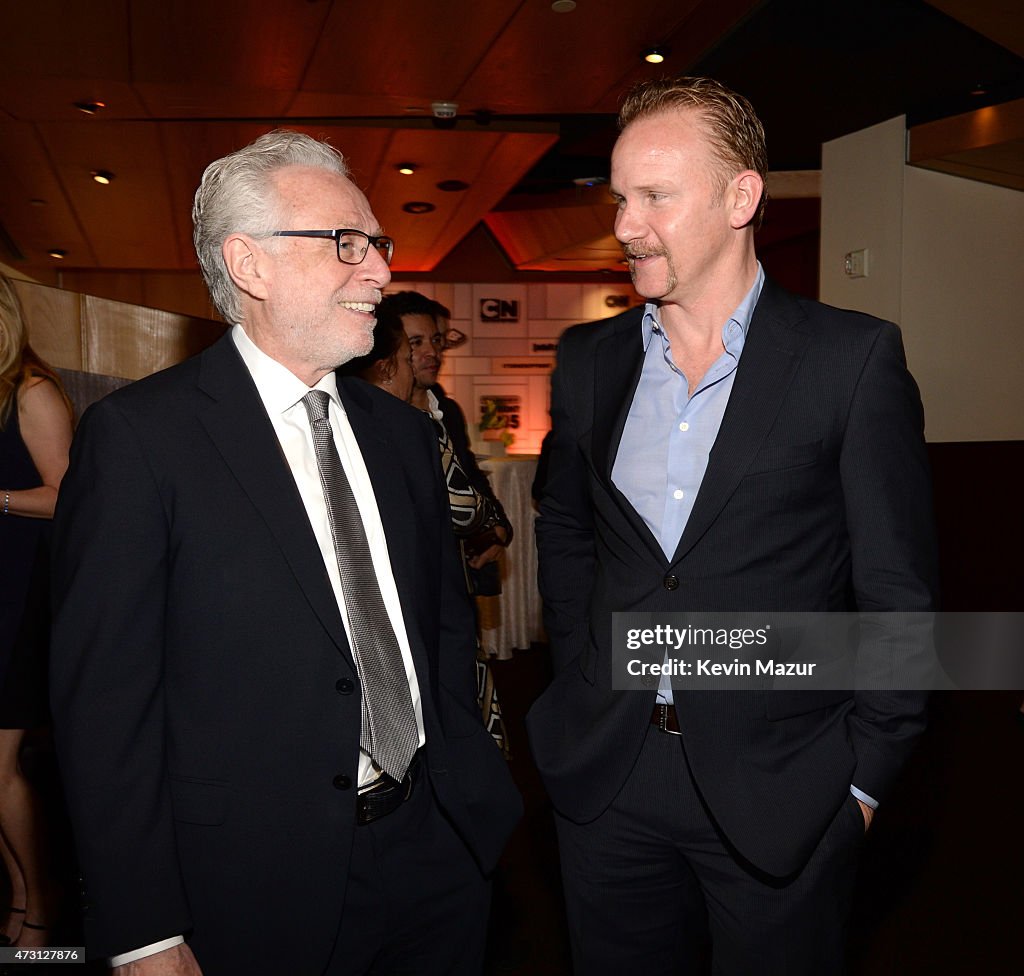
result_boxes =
[427,404,510,758]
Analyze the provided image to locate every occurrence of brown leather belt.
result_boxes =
[651,703,682,735]
[356,751,421,825]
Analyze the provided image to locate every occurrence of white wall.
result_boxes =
[820,118,1024,443]
[901,167,1024,442]
[819,116,906,323]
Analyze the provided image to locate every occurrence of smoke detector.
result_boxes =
[431,101,458,119]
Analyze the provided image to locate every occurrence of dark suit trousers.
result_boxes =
[327,764,490,975]
[555,726,865,975]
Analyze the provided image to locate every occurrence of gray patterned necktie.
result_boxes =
[302,390,418,782]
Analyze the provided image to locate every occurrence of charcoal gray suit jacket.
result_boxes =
[51,333,521,972]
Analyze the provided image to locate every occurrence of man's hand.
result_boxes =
[116,944,202,975]
[467,525,508,570]
[856,798,874,832]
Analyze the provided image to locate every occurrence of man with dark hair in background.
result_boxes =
[382,290,513,586]
[527,77,938,975]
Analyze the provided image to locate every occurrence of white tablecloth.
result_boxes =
[475,456,545,659]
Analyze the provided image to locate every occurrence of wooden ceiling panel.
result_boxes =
[129,0,329,96]
[518,235,626,273]
[0,123,91,265]
[485,202,619,268]
[0,1,138,122]
[909,99,1024,191]
[0,80,149,123]
[132,83,296,120]
[416,131,558,270]
[457,0,702,113]
[924,0,1024,58]
[367,128,558,271]
[300,1,515,102]
[0,1,131,80]
[36,122,181,268]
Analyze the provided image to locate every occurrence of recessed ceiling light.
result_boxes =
[436,180,469,192]
[970,82,987,96]
[48,248,67,259]
[402,201,436,215]
[30,198,46,207]
[643,47,668,64]
[551,0,576,12]
[572,176,607,187]
[74,99,106,115]
[91,170,115,185]
[396,163,417,176]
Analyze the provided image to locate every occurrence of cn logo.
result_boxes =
[480,298,520,322]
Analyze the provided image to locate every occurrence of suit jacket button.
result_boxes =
[333,774,352,790]
[663,574,679,591]
[336,678,355,695]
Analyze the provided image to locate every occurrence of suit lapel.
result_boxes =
[592,309,645,483]
[592,308,676,565]
[672,279,811,565]
[195,335,351,660]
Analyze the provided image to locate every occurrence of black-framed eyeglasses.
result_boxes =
[270,229,394,266]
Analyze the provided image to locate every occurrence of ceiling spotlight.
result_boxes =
[551,0,577,11]
[572,176,607,188]
[74,99,106,115]
[970,82,987,96]
[396,163,417,175]
[48,248,67,259]
[436,180,469,192]
[643,47,668,64]
[91,170,115,185]
[402,201,436,215]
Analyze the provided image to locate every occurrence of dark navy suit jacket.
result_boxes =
[527,277,938,877]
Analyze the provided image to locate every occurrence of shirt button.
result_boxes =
[336,678,354,695]
[679,422,689,432]
[663,575,679,591]
[673,489,684,500]
[333,774,352,791]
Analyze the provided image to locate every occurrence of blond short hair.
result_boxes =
[619,76,767,226]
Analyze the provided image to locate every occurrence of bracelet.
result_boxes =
[2,491,8,515]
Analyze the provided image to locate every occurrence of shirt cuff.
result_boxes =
[850,784,879,810]
[110,935,185,967]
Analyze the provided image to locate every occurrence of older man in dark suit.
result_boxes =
[50,130,520,975]
[527,77,938,975]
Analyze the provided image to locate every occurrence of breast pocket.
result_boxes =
[744,440,822,476]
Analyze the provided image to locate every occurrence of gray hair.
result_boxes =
[192,130,350,323]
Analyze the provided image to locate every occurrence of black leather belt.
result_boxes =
[356,751,421,825]
[651,703,682,735]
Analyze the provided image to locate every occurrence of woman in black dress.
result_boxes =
[0,275,74,946]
